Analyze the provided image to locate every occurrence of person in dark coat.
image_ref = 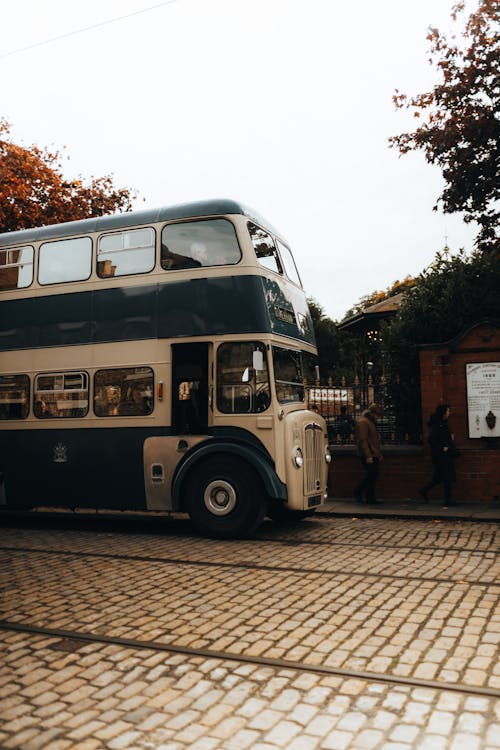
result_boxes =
[418,403,457,507]
[354,403,383,505]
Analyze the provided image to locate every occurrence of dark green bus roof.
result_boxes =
[0,199,283,247]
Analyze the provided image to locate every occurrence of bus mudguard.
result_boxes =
[172,439,287,511]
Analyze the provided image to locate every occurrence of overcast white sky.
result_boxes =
[1,0,478,320]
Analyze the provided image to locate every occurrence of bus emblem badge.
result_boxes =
[53,443,68,463]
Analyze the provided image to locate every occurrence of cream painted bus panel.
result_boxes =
[143,435,207,510]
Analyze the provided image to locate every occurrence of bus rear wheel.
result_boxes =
[186,456,265,538]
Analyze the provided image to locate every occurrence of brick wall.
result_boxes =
[328,448,428,500]
[328,321,500,503]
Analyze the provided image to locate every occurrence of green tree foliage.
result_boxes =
[382,249,500,438]
[0,119,136,232]
[307,298,359,382]
[390,0,499,251]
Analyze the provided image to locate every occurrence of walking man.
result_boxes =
[354,403,383,505]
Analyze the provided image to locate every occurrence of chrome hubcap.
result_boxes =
[203,480,237,516]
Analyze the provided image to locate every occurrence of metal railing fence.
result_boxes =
[306,375,421,446]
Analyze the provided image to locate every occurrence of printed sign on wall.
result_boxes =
[466,362,500,438]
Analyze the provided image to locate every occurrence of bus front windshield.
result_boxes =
[273,347,318,404]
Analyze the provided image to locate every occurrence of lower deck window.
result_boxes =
[34,372,89,418]
[0,374,30,420]
[94,367,154,417]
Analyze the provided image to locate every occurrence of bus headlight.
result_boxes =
[325,447,332,463]
[293,447,303,468]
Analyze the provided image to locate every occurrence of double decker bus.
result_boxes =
[0,199,331,537]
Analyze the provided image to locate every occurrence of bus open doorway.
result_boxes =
[171,343,209,435]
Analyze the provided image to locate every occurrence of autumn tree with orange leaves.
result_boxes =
[390,0,499,251]
[0,119,136,232]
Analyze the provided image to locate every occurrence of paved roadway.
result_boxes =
[1,511,499,750]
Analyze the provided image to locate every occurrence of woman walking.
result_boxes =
[419,404,458,507]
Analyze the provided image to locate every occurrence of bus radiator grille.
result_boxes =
[304,423,323,495]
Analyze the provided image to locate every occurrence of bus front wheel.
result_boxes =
[186,456,265,538]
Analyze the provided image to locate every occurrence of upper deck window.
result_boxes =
[0,246,34,291]
[161,219,241,270]
[248,222,282,275]
[97,228,155,278]
[38,237,92,285]
[277,240,302,287]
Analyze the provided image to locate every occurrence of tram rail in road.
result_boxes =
[1,620,499,700]
[0,542,498,588]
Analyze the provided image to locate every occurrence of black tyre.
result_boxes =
[185,456,266,538]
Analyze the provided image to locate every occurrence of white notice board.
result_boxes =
[466,362,500,438]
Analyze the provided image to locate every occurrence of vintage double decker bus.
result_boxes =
[0,199,331,536]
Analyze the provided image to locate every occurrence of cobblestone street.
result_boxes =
[1,513,499,749]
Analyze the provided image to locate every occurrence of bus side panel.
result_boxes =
[157,276,269,338]
[0,428,161,509]
[0,276,271,353]
[262,277,316,345]
[37,292,92,348]
[94,285,157,342]
[0,296,34,351]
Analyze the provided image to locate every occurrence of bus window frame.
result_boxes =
[216,341,271,415]
[0,373,30,420]
[0,246,35,291]
[160,217,243,272]
[93,366,155,418]
[276,239,303,288]
[34,370,90,419]
[38,236,93,287]
[96,226,156,279]
[247,221,283,277]
[272,345,305,404]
